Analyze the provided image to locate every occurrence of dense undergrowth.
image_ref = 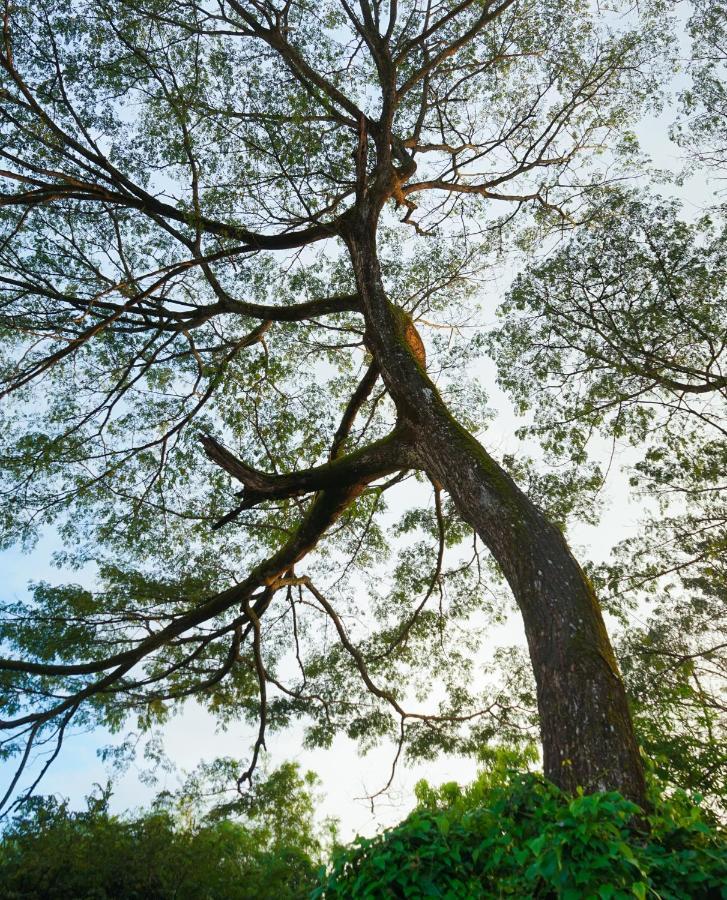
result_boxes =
[0,762,322,900]
[1,759,725,899]
[316,760,727,899]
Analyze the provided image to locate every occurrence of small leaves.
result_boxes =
[317,765,727,898]
[0,760,324,899]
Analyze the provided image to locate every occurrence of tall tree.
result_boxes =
[0,0,667,810]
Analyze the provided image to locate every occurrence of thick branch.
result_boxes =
[0,469,368,725]
[212,291,360,322]
[330,360,380,459]
[201,427,412,521]
[0,176,337,250]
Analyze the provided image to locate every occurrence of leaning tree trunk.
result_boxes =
[344,211,646,807]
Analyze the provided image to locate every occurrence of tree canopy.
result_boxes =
[0,0,723,819]
[0,761,324,899]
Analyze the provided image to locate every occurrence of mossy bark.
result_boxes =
[344,213,646,806]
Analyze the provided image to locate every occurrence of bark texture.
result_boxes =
[344,209,646,806]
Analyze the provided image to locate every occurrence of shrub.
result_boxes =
[0,763,321,900]
[315,762,727,899]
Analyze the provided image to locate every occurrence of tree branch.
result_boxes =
[330,360,380,459]
[201,427,412,526]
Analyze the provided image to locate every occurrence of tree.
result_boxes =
[0,761,323,898]
[482,5,727,815]
[0,0,668,811]
[674,0,727,177]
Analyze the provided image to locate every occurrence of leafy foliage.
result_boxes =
[490,187,727,809]
[316,759,727,899]
[616,588,727,816]
[675,0,727,175]
[0,761,323,899]
[492,192,727,468]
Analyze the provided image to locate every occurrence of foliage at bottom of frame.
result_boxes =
[0,761,324,900]
[1,750,726,899]
[315,751,727,900]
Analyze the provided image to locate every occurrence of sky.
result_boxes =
[0,6,716,844]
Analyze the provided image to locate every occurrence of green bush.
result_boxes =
[315,762,727,899]
[0,802,316,900]
[0,763,321,899]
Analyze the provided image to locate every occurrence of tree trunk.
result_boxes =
[345,215,646,806]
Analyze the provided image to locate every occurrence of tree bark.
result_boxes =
[344,211,646,806]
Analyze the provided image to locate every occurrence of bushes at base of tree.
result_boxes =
[3,759,726,899]
[315,765,727,899]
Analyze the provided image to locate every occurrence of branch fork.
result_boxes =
[201,427,415,529]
